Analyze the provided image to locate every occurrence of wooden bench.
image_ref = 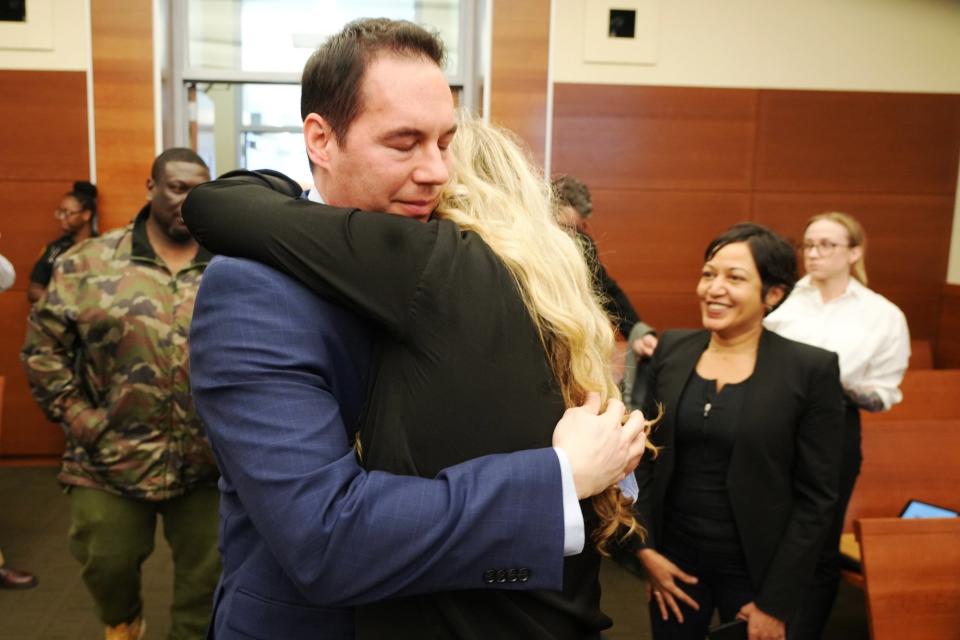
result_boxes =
[866,369,960,423]
[844,418,960,531]
[909,339,933,370]
[841,403,960,638]
[855,517,960,640]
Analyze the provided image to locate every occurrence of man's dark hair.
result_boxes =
[552,175,592,219]
[705,222,798,311]
[151,148,209,181]
[300,18,446,144]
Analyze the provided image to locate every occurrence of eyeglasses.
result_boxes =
[54,208,84,220]
[800,240,850,257]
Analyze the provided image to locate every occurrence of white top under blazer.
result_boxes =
[764,275,910,410]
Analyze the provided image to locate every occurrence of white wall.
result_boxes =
[553,0,960,93]
[0,0,89,71]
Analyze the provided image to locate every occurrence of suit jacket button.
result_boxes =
[496,569,507,583]
[482,569,496,584]
[518,568,530,583]
[507,569,518,583]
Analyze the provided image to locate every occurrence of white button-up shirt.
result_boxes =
[764,275,910,410]
[0,252,15,291]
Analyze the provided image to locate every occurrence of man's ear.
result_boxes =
[304,113,336,170]
[145,177,155,200]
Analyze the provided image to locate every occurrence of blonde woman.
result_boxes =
[764,212,909,639]
[183,117,650,639]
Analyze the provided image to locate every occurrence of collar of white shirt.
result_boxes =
[794,274,866,302]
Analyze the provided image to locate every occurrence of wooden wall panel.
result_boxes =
[0,294,63,455]
[0,71,88,182]
[0,182,76,280]
[0,71,88,457]
[753,192,954,339]
[755,91,960,194]
[584,190,751,331]
[553,85,758,191]
[91,0,155,231]
[552,84,960,343]
[489,0,550,165]
[937,284,960,367]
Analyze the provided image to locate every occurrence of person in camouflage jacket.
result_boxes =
[22,149,219,640]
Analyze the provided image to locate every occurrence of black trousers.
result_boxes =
[649,530,756,640]
[791,404,862,640]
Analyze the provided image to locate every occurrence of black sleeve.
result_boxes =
[754,350,845,622]
[182,171,440,337]
[630,332,670,551]
[29,245,55,286]
[578,232,641,336]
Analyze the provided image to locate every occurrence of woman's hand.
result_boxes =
[638,548,699,623]
[736,602,785,640]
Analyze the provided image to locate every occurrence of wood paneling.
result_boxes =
[91,0,155,231]
[553,85,758,191]
[857,517,960,640]
[756,91,960,194]
[752,192,954,339]
[937,284,960,367]
[867,370,960,423]
[0,71,88,182]
[0,295,62,456]
[583,190,751,331]
[0,183,74,455]
[910,339,934,370]
[846,418,960,529]
[753,193,952,294]
[0,181,79,287]
[587,190,751,292]
[0,71,88,457]
[489,0,550,165]
[552,84,960,340]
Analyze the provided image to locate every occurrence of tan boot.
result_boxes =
[105,616,146,640]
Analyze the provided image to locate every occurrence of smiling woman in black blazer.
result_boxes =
[634,223,845,640]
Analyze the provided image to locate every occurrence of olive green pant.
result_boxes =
[68,485,221,640]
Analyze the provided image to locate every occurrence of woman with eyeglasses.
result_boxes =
[764,211,910,639]
[635,223,844,640]
[28,181,98,303]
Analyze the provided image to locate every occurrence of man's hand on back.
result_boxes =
[553,392,646,499]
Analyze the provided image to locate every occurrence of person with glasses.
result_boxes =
[28,181,99,303]
[764,211,910,639]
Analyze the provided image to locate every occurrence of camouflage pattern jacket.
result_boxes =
[22,206,219,501]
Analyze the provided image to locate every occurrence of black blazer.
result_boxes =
[634,329,845,622]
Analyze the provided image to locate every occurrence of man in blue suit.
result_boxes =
[188,18,645,640]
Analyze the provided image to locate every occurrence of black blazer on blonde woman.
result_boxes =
[634,328,845,623]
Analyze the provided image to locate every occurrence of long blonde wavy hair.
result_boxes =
[435,116,649,554]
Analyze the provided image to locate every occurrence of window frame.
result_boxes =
[163,0,481,156]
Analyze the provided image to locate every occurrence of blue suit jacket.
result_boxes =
[190,257,566,640]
